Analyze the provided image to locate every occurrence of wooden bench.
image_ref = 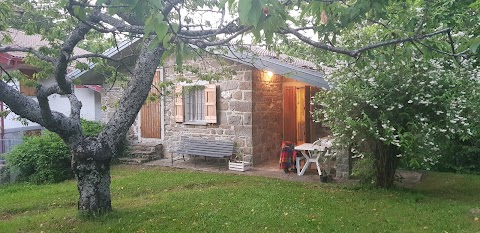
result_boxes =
[171,138,234,168]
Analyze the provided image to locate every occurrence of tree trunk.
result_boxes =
[373,142,400,188]
[71,137,113,216]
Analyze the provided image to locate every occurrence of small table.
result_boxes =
[294,143,330,176]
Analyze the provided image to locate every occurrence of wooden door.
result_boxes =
[296,87,306,145]
[283,86,296,142]
[140,70,161,139]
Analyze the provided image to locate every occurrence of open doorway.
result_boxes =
[283,85,326,145]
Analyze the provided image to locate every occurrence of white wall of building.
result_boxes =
[2,78,101,130]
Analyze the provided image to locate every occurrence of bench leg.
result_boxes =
[171,152,174,165]
[194,155,196,168]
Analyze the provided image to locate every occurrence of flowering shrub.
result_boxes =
[313,54,480,187]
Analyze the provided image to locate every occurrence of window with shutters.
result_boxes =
[174,84,217,124]
[185,88,205,122]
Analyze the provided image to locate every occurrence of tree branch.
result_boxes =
[184,26,253,48]
[352,28,452,56]
[0,46,55,63]
[177,19,244,39]
[99,36,165,151]
[96,13,144,34]
[69,53,131,61]
[0,79,44,125]
[282,27,453,57]
[281,27,355,56]
[68,94,82,123]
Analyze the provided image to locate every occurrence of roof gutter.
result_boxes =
[219,48,330,89]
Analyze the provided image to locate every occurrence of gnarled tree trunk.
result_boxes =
[71,137,113,215]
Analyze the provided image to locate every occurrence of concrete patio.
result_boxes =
[143,156,422,186]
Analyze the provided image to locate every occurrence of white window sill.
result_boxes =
[183,121,207,126]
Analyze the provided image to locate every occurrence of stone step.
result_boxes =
[129,145,156,153]
[124,143,163,161]
[118,157,152,165]
[129,150,157,157]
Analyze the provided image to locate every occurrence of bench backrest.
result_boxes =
[176,138,234,158]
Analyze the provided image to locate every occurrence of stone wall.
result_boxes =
[101,86,140,142]
[335,147,352,178]
[162,57,254,161]
[252,69,284,164]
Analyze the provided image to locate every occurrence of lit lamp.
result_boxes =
[265,71,274,81]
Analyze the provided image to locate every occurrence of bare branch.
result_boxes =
[0,65,18,85]
[281,27,355,56]
[353,28,453,56]
[416,40,469,57]
[177,19,244,39]
[96,13,144,34]
[68,94,82,122]
[185,26,253,48]
[0,46,55,63]
[282,27,453,57]
[69,53,131,61]
[0,79,44,125]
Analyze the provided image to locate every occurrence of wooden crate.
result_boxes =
[228,161,252,172]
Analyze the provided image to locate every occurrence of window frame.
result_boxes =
[184,86,206,125]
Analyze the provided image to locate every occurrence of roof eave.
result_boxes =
[221,49,330,89]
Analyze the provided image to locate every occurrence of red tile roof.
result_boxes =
[0,28,89,59]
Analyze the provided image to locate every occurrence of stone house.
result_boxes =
[68,41,340,168]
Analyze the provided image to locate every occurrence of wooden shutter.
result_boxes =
[174,85,184,123]
[204,84,217,123]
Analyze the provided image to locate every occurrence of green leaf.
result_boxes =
[171,23,179,33]
[265,29,273,44]
[95,0,108,6]
[163,33,172,48]
[219,0,229,8]
[133,0,146,21]
[248,0,262,28]
[251,27,261,40]
[154,21,169,40]
[176,41,184,69]
[75,62,89,71]
[147,35,162,50]
[238,0,253,25]
[469,37,480,53]
[144,15,155,36]
[148,0,162,9]
[73,6,86,20]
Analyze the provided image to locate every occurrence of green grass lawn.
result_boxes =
[1,166,479,233]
